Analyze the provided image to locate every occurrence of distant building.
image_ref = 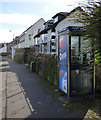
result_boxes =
[10,36,20,59]
[18,18,45,48]
[10,18,45,59]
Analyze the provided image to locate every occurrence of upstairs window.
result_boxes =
[52,29,55,32]
[53,16,58,23]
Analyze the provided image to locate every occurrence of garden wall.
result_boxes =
[14,48,101,92]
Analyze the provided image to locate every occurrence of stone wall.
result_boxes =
[14,48,25,63]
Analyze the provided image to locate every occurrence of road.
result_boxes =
[1,56,87,119]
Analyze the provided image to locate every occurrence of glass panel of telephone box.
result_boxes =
[70,36,92,95]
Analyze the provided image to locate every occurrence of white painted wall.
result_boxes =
[47,29,51,53]
[11,44,18,59]
[55,10,84,53]
[18,18,45,48]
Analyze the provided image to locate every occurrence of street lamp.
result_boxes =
[9,30,15,41]
[9,30,15,59]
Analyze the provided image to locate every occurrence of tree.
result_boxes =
[81,1,101,64]
[80,1,101,93]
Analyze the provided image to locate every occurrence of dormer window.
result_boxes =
[53,16,58,23]
[52,12,67,23]
[44,20,54,29]
[45,24,48,29]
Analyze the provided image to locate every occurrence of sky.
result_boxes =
[0,0,87,43]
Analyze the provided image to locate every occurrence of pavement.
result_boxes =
[1,56,88,119]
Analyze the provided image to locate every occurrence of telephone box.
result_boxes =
[58,26,94,97]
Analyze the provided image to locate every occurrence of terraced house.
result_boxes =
[11,7,85,58]
[34,11,68,53]
[34,7,84,55]
[11,18,45,59]
[18,18,45,48]
[33,6,93,95]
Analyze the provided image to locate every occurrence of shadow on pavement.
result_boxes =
[1,58,34,118]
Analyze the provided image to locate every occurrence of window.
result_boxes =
[42,34,48,43]
[37,28,40,33]
[52,29,55,32]
[29,34,31,40]
[71,36,91,65]
[51,42,56,46]
[20,39,25,43]
[51,36,55,39]
[53,17,58,23]
[71,36,79,64]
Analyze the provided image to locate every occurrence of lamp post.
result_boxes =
[9,30,15,41]
[9,30,15,59]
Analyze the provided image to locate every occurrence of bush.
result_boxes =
[14,47,58,87]
[14,53,24,63]
[27,53,58,86]
[43,56,58,86]
[8,54,12,59]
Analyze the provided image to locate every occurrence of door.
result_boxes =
[70,36,92,95]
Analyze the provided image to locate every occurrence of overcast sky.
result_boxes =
[0,0,87,43]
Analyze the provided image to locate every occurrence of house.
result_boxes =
[18,18,45,48]
[10,36,20,59]
[10,18,45,59]
[55,6,84,52]
[34,12,68,53]
[34,7,85,54]
[56,7,84,33]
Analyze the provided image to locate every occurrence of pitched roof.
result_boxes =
[34,18,65,38]
[20,18,45,37]
[34,23,58,38]
[34,6,84,38]
[44,19,53,25]
[52,12,68,18]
